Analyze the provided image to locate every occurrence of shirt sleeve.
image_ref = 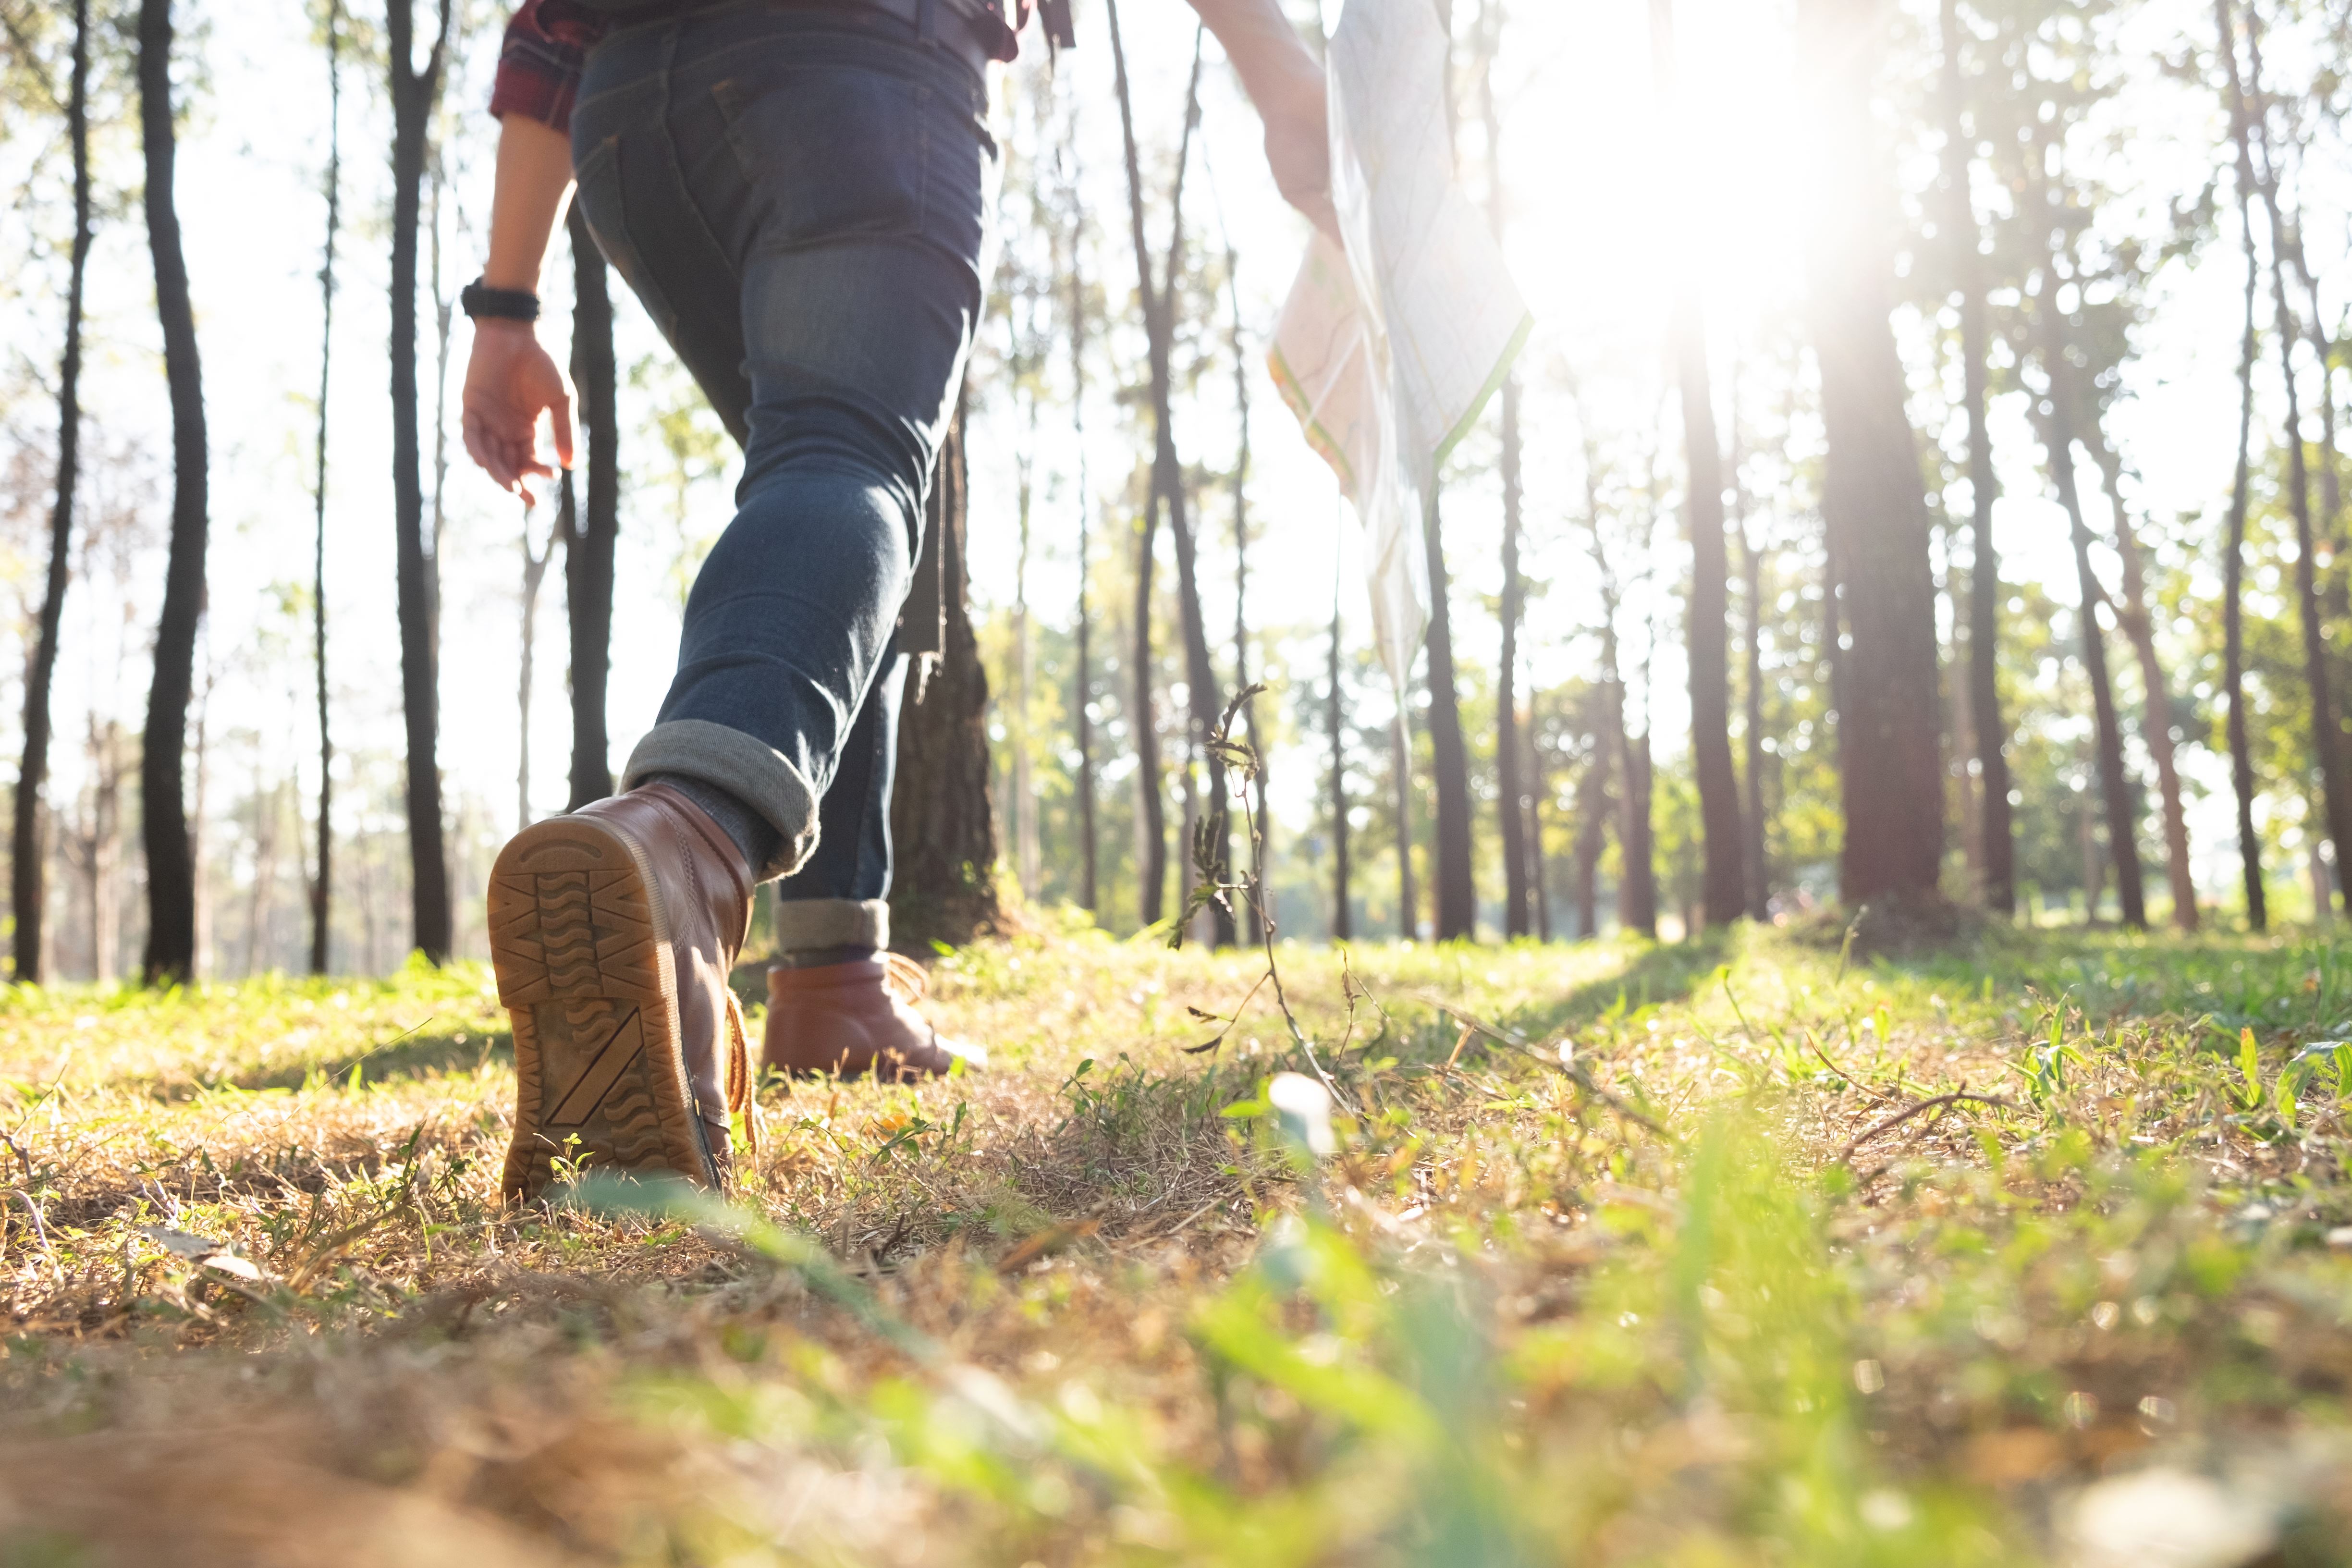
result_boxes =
[489,0,606,135]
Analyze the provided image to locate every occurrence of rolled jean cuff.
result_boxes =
[772,897,889,953]
[622,719,819,882]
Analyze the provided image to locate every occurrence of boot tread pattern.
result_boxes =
[491,820,697,1201]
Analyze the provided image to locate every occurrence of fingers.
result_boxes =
[550,391,577,472]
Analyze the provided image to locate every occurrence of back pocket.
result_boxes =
[573,134,683,342]
[713,67,926,248]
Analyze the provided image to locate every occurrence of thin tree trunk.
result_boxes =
[1392,711,1417,939]
[138,0,211,984]
[1227,247,1266,942]
[1104,0,1169,928]
[1069,241,1098,918]
[1526,691,1553,940]
[565,206,618,808]
[1481,0,1531,941]
[310,0,344,976]
[1571,739,1608,940]
[1652,0,1742,930]
[2229,2,2352,913]
[1731,479,1768,926]
[520,498,556,830]
[1940,0,2013,915]
[14,0,92,985]
[2220,0,2267,930]
[388,0,453,962]
[1328,556,1352,942]
[1144,37,1233,946]
[1014,395,1041,901]
[1057,122,1098,917]
[1577,418,1654,937]
[890,398,1001,948]
[2036,237,2146,929]
[1797,0,1945,912]
[2084,431,2196,929]
[1421,491,1476,941]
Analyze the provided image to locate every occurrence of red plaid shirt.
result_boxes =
[491,0,1023,133]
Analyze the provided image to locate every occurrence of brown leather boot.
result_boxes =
[489,783,759,1202]
[762,953,986,1081]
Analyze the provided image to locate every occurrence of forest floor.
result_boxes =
[3,919,2352,1565]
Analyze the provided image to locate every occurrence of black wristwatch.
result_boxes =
[460,278,540,324]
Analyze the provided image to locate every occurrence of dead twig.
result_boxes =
[1418,998,1679,1145]
[1836,1090,2014,1166]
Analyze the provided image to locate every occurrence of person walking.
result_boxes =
[462,0,1334,1201]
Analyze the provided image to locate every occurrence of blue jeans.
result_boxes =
[569,2,993,943]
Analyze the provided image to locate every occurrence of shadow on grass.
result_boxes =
[1512,929,1736,1039]
[229,1025,511,1092]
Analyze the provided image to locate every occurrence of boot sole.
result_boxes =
[490,815,719,1202]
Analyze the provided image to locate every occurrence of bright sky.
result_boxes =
[0,0,2307,903]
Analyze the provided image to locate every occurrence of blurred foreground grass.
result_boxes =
[5,922,2352,1564]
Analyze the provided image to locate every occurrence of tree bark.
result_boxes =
[1227,250,1266,943]
[1328,564,1352,942]
[1527,690,1554,939]
[2035,240,2146,929]
[565,206,618,809]
[388,0,453,963]
[889,401,1000,949]
[1796,0,1945,911]
[2219,0,2267,930]
[1481,0,1531,940]
[15,0,92,985]
[1733,397,1770,919]
[1104,0,1172,929]
[1651,0,1743,931]
[1421,495,1476,941]
[310,0,344,976]
[138,0,211,985]
[1391,711,1417,938]
[2228,0,2352,914]
[521,497,556,829]
[1939,0,2013,916]
[2084,432,2196,929]
[1059,124,1098,917]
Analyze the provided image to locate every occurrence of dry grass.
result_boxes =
[4,923,2352,1564]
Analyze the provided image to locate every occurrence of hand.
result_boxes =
[460,319,575,503]
[1262,91,1339,241]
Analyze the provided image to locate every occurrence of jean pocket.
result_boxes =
[713,66,926,247]
[573,134,682,342]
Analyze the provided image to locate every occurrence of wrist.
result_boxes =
[461,277,541,325]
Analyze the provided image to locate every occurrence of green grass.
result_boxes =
[3,922,2352,1564]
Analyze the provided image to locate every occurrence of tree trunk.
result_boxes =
[1391,711,1417,939]
[1651,0,1742,931]
[1146,39,1233,946]
[1104,0,1170,929]
[1481,0,1531,941]
[14,0,92,985]
[1796,0,1945,912]
[2220,0,2267,930]
[890,401,1000,949]
[1421,493,1476,941]
[1735,410,1770,919]
[520,499,556,830]
[1939,0,2013,916]
[2036,254,2146,930]
[2084,432,2196,929]
[310,0,344,976]
[388,0,453,963]
[1570,741,1608,940]
[564,207,618,809]
[1062,126,1098,917]
[1227,252,1267,943]
[2226,4,2352,914]
[1328,565,1352,942]
[1014,430,1040,902]
[1527,690,1553,939]
[138,0,211,985]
